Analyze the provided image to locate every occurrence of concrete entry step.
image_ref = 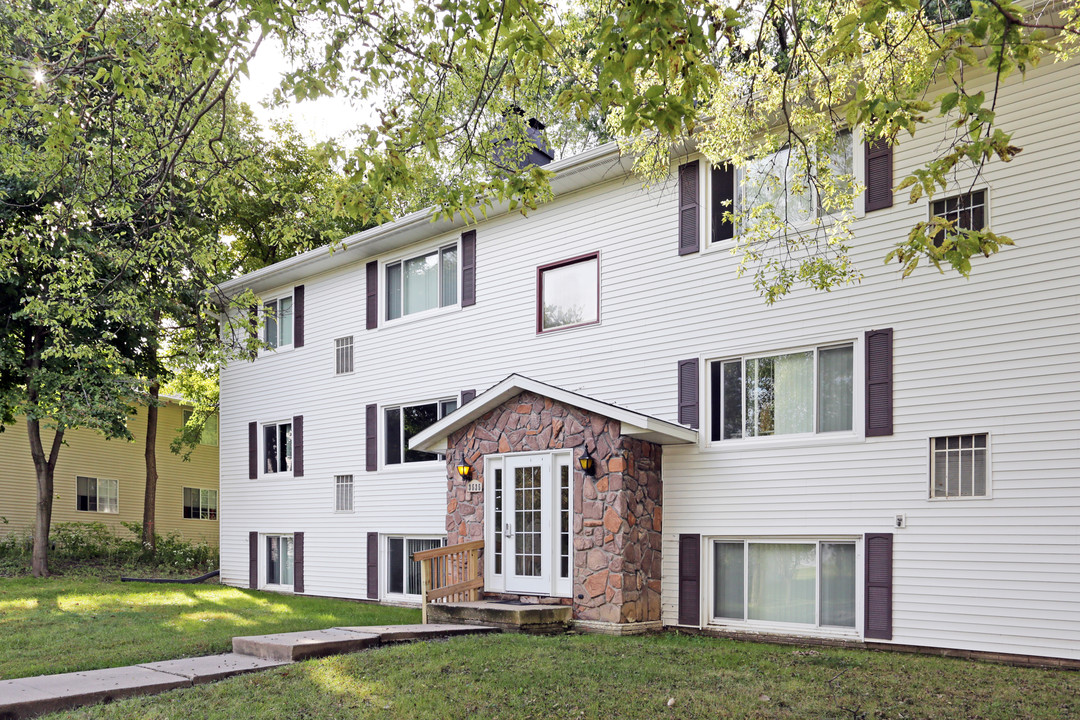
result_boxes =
[427,601,573,634]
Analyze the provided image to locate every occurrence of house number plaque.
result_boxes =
[466,480,482,493]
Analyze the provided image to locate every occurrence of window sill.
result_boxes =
[260,473,295,480]
[706,619,860,641]
[703,432,863,452]
[927,494,993,502]
[383,303,461,329]
[537,318,602,336]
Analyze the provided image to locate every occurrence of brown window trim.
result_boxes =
[535,251,601,335]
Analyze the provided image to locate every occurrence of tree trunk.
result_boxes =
[28,418,64,578]
[142,381,160,554]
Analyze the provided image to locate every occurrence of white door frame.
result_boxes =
[484,450,573,597]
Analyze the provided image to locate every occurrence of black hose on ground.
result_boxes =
[119,569,220,584]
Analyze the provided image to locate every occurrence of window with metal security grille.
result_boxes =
[386,243,458,321]
[711,539,857,630]
[334,475,354,512]
[709,342,854,442]
[384,399,457,464]
[930,189,986,245]
[931,434,988,498]
[334,336,354,375]
[76,477,118,514]
[183,487,218,519]
[386,536,446,597]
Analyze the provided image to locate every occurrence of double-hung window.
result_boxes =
[265,534,294,588]
[710,342,854,441]
[386,243,458,321]
[736,130,854,228]
[263,295,293,349]
[183,487,218,519]
[712,539,857,630]
[263,421,293,474]
[384,399,457,464]
[76,476,118,513]
[386,536,446,597]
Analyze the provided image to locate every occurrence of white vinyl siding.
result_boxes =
[216,57,1080,660]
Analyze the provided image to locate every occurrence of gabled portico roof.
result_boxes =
[409,374,699,453]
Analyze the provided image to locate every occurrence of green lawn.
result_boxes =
[41,633,1080,720]
[0,578,419,679]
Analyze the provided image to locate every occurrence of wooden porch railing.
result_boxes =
[412,540,484,623]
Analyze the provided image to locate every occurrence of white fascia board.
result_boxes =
[215,142,631,298]
[409,373,698,453]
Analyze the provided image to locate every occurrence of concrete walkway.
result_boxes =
[0,624,498,720]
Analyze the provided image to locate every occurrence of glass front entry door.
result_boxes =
[504,454,552,594]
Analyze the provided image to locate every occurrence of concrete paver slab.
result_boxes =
[1,666,190,719]
[232,628,380,662]
[138,653,289,685]
[334,623,500,642]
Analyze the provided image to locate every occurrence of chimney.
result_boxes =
[493,108,554,171]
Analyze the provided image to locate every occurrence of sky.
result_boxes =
[235,37,374,145]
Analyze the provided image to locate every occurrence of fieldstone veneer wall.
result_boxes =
[444,391,663,625]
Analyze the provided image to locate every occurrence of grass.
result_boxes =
[40,633,1080,720]
[0,577,419,680]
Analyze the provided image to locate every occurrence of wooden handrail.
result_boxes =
[413,540,484,623]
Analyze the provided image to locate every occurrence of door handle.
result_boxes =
[504,523,513,538]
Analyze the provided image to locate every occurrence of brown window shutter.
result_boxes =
[292,415,304,477]
[293,532,305,593]
[865,141,894,212]
[365,404,377,472]
[711,164,734,242]
[677,358,699,429]
[293,285,305,348]
[865,328,894,437]
[461,230,476,307]
[461,389,476,405]
[678,161,700,255]
[864,532,893,640]
[366,531,379,599]
[678,534,701,626]
[248,422,258,479]
[248,531,258,589]
[365,261,378,330]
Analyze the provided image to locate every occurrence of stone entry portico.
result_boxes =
[409,375,698,632]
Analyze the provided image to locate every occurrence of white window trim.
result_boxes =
[383,534,447,603]
[260,533,296,592]
[926,431,993,501]
[381,397,458,470]
[483,450,574,598]
[702,129,866,253]
[260,292,295,354]
[260,419,295,479]
[703,535,863,640]
[75,476,119,514]
[703,335,864,450]
[380,238,462,327]
[333,474,355,513]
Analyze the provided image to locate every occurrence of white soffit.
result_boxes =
[409,373,698,453]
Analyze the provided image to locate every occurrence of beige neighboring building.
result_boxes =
[0,399,219,546]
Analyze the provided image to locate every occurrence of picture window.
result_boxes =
[537,254,600,332]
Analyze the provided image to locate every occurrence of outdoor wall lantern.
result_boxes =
[456,461,473,480]
[578,445,596,476]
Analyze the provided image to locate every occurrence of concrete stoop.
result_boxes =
[0,624,498,720]
[427,601,574,634]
